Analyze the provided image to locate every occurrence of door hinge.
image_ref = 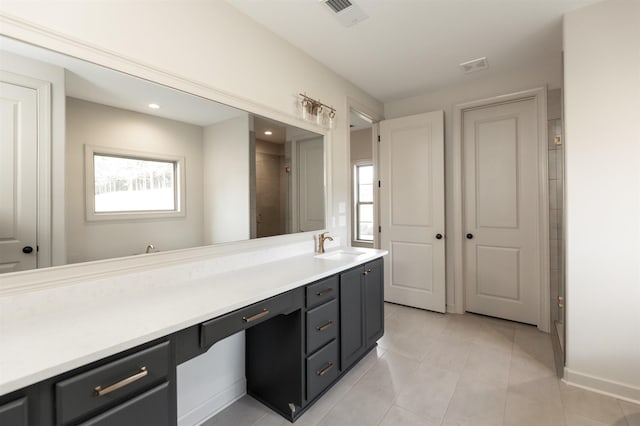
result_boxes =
[377,135,380,142]
[378,180,381,188]
[378,225,381,233]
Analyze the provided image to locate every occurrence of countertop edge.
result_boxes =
[0,249,387,395]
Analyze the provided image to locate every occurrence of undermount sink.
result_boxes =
[314,249,367,261]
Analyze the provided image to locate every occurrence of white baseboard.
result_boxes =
[563,368,640,404]
[178,378,247,426]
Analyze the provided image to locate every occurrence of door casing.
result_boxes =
[0,70,53,270]
[452,88,550,332]
[346,97,383,250]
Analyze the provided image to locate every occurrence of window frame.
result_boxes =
[84,145,186,222]
[352,161,375,244]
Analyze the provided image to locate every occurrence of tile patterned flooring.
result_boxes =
[203,303,639,426]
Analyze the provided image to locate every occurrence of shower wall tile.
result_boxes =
[549,181,558,210]
[549,150,558,180]
[547,89,562,120]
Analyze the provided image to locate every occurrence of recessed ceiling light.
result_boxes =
[264,130,273,135]
[148,103,160,109]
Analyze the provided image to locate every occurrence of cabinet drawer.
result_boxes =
[201,290,297,349]
[306,275,338,308]
[306,340,338,401]
[0,397,27,426]
[306,299,338,354]
[56,341,170,425]
[79,383,170,426]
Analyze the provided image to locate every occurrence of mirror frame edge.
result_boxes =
[0,14,332,288]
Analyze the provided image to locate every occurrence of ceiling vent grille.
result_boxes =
[326,0,353,13]
[322,0,368,27]
[459,57,489,74]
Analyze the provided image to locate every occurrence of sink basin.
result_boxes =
[315,249,367,261]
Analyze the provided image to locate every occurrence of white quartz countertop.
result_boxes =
[0,247,386,395]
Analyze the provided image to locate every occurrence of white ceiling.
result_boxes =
[225,0,601,102]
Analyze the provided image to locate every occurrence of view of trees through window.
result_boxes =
[355,164,374,241]
[94,154,176,212]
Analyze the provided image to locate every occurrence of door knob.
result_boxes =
[22,246,34,254]
[466,233,474,240]
[435,233,443,240]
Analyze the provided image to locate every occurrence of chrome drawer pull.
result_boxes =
[316,362,334,377]
[243,309,270,323]
[316,288,333,297]
[94,367,148,397]
[317,321,334,332]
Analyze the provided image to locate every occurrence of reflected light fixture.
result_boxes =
[148,103,160,109]
[264,130,273,136]
[299,93,336,129]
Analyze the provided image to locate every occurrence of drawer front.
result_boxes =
[56,341,170,425]
[0,397,27,426]
[306,299,338,354]
[306,275,338,308]
[201,290,297,349]
[79,383,170,426]
[306,340,338,401]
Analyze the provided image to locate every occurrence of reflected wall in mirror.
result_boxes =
[0,36,325,273]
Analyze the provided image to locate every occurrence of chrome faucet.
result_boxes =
[145,244,155,254]
[318,232,334,253]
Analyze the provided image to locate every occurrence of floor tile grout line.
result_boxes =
[501,337,516,426]
[438,329,473,425]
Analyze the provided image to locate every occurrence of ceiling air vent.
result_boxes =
[326,0,352,13]
[322,0,369,27]
[459,57,489,74]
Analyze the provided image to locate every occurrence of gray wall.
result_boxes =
[65,98,205,262]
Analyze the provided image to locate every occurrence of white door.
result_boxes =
[379,111,446,312]
[0,81,38,273]
[463,98,540,324]
[297,137,324,232]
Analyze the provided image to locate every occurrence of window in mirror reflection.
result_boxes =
[93,154,176,212]
[85,145,185,221]
[354,164,374,241]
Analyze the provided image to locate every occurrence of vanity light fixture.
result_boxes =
[264,130,273,136]
[148,103,160,109]
[299,93,336,129]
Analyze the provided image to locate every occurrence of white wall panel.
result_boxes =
[563,0,640,401]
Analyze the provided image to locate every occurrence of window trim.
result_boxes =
[84,145,186,222]
[352,161,374,244]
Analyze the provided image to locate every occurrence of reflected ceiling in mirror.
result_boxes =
[0,36,325,273]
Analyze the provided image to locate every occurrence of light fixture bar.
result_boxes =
[299,92,336,128]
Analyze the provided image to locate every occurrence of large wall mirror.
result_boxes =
[0,36,325,274]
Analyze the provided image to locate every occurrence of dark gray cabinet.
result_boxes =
[1,257,384,425]
[0,340,175,426]
[78,384,170,426]
[339,266,366,369]
[246,274,341,421]
[364,258,384,348]
[56,342,171,425]
[340,258,384,372]
[0,397,28,426]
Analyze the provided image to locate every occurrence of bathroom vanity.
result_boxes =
[0,247,386,425]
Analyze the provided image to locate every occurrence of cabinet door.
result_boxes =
[79,383,170,426]
[364,258,384,348]
[339,267,365,371]
[0,397,27,426]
